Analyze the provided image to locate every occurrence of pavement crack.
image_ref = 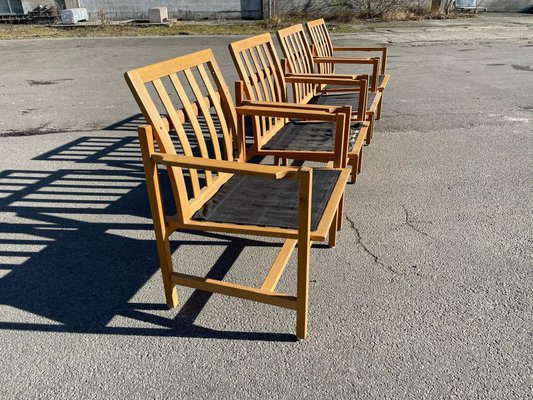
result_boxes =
[399,204,434,240]
[345,215,399,277]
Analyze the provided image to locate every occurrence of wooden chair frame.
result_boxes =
[229,33,369,183]
[124,49,350,339]
[306,18,390,121]
[276,23,383,144]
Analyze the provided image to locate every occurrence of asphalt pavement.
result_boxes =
[0,14,532,399]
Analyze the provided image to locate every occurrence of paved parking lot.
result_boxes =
[0,15,532,399]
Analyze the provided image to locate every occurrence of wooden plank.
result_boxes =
[296,167,312,340]
[261,239,297,291]
[137,125,179,306]
[133,48,214,83]
[171,272,298,310]
[151,152,299,179]
[313,168,350,240]
[236,105,339,121]
[172,219,300,240]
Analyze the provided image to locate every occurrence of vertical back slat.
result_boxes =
[294,30,314,96]
[184,68,223,161]
[242,50,262,101]
[249,47,270,102]
[285,33,306,101]
[152,77,201,197]
[321,25,333,56]
[255,45,275,102]
[261,42,285,103]
[250,46,275,130]
[250,47,272,130]
[241,49,268,137]
[255,44,279,130]
[289,33,305,75]
[169,72,213,185]
[196,64,233,161]
[297,31,314,74]
[205,59,239,160]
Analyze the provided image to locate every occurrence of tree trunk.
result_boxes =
[431,0,443,11]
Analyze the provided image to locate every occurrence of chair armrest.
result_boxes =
[286,74,369,93]
[236,104,351,122]
[314,56,379,65]
[240,99,339,113]
[333,47,387,52]
[285,73,369,86]
[332,47,387,74]
[312,57,379,92]
[151,153,299,180]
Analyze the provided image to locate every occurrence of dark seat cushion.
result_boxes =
[324,74,386,90]
[262,121,364,152]
[311,91,376,113]
[192,169,341,231]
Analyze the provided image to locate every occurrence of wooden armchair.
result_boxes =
[276,23,383,144]
[306,18,390,100]
[124,49,350,339]
[229,33,369,183]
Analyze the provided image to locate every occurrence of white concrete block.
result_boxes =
[148,7,168,23]
[61,8,89,24]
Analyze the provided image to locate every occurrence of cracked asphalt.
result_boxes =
[0,14,532,399]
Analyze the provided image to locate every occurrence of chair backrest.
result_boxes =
[125,49,239,223]
[306,19,335,75]
[276,24,317,105]
[229,33,290,150]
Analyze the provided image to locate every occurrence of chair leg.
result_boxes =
[296,169,312,340]
[358,147,364,174]
[296,239,310,340]
[377,94,384,120]
[328,211,338,247]
[156,234,179,308]
[274,156,280,166]
[366,112,375,145]
[138,125,178,309]
[349,155,358,184]
[337,195,344,231]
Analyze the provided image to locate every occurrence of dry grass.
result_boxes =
[0,13,474,40]
[0,22,276,40]
[381,9,473,21]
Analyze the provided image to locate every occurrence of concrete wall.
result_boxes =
[77,0,262,20]
[272,0,533,16]
[410,0,533,13]
[480,0,533,12]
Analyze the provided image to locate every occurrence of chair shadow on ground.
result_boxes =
[0,133,296,341]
